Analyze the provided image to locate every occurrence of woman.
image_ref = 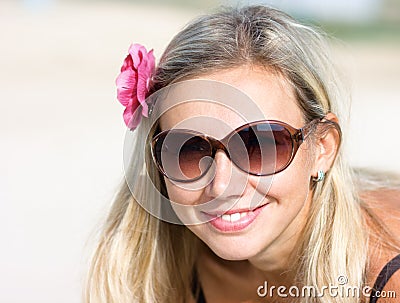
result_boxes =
[85,5,400,303]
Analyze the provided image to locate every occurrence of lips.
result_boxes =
[201,203,269,232]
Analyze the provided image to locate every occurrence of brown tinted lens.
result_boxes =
[178,135,213,180]
[154,131,212,181]
[228,123,293,175]
[271,125,293,172]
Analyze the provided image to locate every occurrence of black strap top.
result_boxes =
[195,287,206,303]
[192,254,400,303]
[369,254,400,303]
[191,270,206,303]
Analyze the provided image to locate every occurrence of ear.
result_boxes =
[311,112,341,179]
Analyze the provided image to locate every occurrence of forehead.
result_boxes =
[159,66,303,138]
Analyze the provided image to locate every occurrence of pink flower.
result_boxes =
[116,43,155,130]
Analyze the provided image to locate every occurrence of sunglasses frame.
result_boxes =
[150,118,323,182]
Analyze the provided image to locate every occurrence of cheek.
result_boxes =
[253,144,314,207]
[165,178,211,226]
[164,178,203,205]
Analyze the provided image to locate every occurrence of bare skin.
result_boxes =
[191,189,400,303]
[159,65,399,302]
[363,189,400,303]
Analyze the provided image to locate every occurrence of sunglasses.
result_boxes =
[151,118,322,182]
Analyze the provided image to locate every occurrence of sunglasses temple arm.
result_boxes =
[299,117,324,141]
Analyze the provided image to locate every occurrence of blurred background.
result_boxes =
[0,0,399,302]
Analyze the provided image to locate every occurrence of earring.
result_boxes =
[313,170,325,182]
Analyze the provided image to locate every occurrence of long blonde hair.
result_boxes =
[84,5,398,303]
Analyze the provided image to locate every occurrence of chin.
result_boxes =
[212,248,257,261]
[196,229,269,261]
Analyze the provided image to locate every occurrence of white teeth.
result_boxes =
[230,213,241,222]
[220,211,249,222]
[221,214,231,222]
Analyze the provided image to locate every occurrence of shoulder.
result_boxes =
[360,188,400,239]
[360,188,400,302]
[360,187,400,207]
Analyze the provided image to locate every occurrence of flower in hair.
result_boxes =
[116,43,155,130]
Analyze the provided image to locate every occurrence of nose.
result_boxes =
[204,149,247,199]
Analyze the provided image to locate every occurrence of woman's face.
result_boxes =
[158,65,316,262]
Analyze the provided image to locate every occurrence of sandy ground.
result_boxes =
[0,1,399,302]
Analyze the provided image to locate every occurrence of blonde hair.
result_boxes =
[85,5,398,303]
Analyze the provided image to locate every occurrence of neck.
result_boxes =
[197,238,301,302]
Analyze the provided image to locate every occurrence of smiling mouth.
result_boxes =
[201,203,269,232]
[202,202,269,218]
[218,211,252,223]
